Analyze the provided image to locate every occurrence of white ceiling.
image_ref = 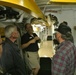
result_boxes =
[1,0,76,23]
[35,0,49,5]
[35,0,76,13]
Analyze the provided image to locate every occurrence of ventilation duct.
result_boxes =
[0,6,20,21]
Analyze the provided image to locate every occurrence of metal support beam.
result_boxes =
[50,0,76,3]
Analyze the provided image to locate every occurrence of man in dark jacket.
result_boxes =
[0,25,26,75]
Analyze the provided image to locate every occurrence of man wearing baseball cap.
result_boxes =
[51,25,76,75]
[55,23,74,43]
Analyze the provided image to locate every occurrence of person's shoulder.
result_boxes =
[2,40,8,46]
[2,41,11,53]
[65,41,75,49]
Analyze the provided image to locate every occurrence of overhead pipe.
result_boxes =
[50,0,76,3]
[0,0,46,20]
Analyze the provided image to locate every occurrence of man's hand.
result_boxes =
[34,36,40,41]
[34,36,41,43]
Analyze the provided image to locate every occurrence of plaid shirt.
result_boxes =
[51,41,76,75]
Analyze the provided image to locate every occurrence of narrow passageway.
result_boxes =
[38,40,55,58]
[38,40,54,75]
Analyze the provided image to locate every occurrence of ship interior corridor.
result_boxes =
[38,40,54,58]
[38,40,54,75]
[0,0,76,75]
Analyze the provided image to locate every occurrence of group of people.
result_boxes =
[0,23,40,75]
[0,21,76,75]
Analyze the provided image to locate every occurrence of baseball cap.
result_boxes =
[55,25,71,35]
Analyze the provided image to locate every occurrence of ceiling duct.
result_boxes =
[50,0,76,3]
[31,17,47,26]
[46,14,59,26]
[0,6,20,21]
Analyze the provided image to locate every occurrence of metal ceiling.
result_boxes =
[35,0,49,6]
[35,0,76,6]
[35,0,76,13]
[1,0,76,23]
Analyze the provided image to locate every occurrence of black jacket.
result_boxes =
[0,38,26,75]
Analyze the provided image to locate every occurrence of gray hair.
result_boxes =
[5,25,17,38]
[61,32,74,43]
